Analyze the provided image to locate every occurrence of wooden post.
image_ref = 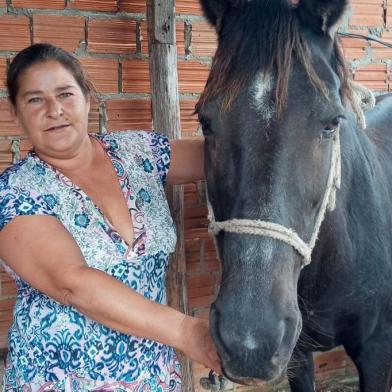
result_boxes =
[146,1,194,391]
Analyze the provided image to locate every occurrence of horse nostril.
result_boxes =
[271,349,282,366]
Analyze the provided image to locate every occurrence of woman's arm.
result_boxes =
[167,138,204,185]
[0,215,220,372]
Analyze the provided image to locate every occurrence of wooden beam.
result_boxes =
[146,1,194,391]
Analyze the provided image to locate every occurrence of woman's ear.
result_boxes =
[86,95,91,112]
[10,104,20,127]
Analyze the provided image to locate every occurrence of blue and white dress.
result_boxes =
[0,131,181,391]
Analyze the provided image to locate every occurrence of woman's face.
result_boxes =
[14,60,90,158]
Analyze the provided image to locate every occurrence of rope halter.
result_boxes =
[208,130,341,266]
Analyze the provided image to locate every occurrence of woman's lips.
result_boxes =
[45,124,70,132]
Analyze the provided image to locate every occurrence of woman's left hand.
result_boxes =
[176,315,222,374]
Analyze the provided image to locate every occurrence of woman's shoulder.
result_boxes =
[99,130,167,145]
[0,156,32,189]
[97,130,169,158]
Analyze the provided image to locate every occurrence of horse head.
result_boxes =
[196,0,351,385]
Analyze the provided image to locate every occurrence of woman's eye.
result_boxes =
[28,97,42,104]
[59,92,73,99]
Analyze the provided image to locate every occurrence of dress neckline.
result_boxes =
[28,133,146,258]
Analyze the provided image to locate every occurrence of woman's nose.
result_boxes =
[46,99,63,118]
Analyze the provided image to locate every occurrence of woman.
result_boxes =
[0,44,220,391]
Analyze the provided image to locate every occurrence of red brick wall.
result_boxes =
[0,0,389,390]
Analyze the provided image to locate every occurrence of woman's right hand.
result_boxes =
[177,315,222,375]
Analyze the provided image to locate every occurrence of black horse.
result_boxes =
[196,0,392,391]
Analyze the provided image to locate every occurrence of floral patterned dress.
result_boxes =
[0,131,181,392]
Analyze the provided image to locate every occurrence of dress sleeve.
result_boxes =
[147,131,171,187]
[0,185,56,231]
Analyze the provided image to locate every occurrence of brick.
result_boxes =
[0,99,22,136]
[0,319,12,336]
[185,227,210,240]
[204,249,218,261]
[2,281,16,296]
[0,298,15,312]
[340,34,369,61]
[185,238,201,252]
[20,139,33,159]
[349,1,384,27]
[176,0,203,15]
[205,259,220,271]
[184,183,197,193]
[186,251,202,263]
[0,268,14,283]
[185,206,208,219]
[186,260,201,273]
[33,14,85,52]
[176,22,185,56]
[185,217,208,230]
[106,99,152,131]
[353,64,387,91]
[13,0,65,9]
[371,31,392,60]
[122,59,150,93]
[0,140,12,174]
[184,191,198,205]
[0,0,5,6]
[314,348,355,374]
[0,15,30,51]
[180,100,200,135]
[80,58,118,94]
[191,21,217,57]
[0,336,8,349]
[342,47,367,61]
[118,0,146,13]
[88,19,137,54]
[88,99,100,133]
[204,238,216,251]
[188,285,214,299]
[187,274,213,289]
[387,5,392,27]
[188,294,215,308]
[0,57,7,91]
[178,61,210,93]
[68,0,117,12]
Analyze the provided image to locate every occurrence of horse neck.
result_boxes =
[325,119,392,255]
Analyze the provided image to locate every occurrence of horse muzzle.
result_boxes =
[210,303,302,384]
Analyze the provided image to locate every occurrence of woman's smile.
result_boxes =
[44,123,71,132]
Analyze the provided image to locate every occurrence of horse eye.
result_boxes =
[199,117,212,135]
[322,117,341,139]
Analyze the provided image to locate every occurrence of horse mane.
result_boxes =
[195,0,351,117]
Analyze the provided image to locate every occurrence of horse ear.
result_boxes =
[199,0,248,29]
[297,0,349,35]
[199,0,228,27]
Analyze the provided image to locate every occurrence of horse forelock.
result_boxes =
[196,0,350,117]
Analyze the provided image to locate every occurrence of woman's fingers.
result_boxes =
[178,316,222,373]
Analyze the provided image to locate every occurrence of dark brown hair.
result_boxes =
[196,1,351,117]
[7,43,96,106]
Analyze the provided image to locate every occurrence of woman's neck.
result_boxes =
[35,134,97,174]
